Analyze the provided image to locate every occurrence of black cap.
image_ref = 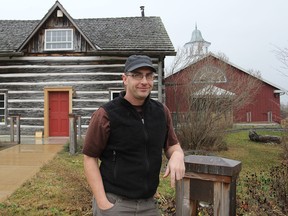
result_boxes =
[124,55,156,72]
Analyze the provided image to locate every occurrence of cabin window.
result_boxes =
[45,29,73,51]
[109,90,122,100]
[0,93,6,125]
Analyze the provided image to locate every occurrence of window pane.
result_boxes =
[67,33,71,41]
[45,29,73,50]
[46,33,51,42]
[0,109,4,115]
[57,32,62,41]
[0,102,4,108]
[0,116,4,123]
[0,94,4,101]
[61,31,66,41]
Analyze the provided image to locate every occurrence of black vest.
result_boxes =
[100,92,167,199]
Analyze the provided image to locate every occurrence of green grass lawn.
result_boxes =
[218,130,283,174]
[0,129,285,215]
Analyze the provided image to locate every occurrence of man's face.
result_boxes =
[122,67,155,104]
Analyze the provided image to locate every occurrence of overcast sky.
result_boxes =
[1,0,288,103]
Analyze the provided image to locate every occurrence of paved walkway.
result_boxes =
[0,137,68,202]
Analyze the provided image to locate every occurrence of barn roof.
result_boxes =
[0,1,175,55]
[168,52,287,94]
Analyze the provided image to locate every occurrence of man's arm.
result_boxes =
[83,155,113,210]
[163,143,185,187]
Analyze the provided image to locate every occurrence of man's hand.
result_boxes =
[98,200,114,210]
[163,144,185,187]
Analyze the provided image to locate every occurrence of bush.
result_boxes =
[175,111,229,151]
[270,162,288,214]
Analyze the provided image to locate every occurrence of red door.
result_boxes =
[49,91,69,136]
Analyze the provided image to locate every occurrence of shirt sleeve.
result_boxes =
[163,104,179,150]
[82,107,110,158]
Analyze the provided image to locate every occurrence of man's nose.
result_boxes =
[140,75,149,83]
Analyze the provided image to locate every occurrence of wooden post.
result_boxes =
[77,115,82,139]
[15,116,20,144]
[176,155,241,216]
[9,115,21,144]
[69,113,77,154]
[176,178,195,216]
[213,182,230,215]
[10,116,14,143]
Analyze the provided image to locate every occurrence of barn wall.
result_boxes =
[234,84,281,123]
[165,55,282,124]
[0,56,159,135]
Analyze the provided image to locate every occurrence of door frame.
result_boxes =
[44,86,73,138]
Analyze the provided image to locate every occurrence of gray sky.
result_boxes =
[1,0,288,103]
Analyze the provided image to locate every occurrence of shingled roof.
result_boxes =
[74,17,174,51]
[0,2,175,55]
[0,20,39,52]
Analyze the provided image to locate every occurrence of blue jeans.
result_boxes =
[92,193,160,216]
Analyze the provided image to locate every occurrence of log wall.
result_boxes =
[0,56,160,135]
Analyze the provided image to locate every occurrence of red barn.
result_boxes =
[165,53,285,124]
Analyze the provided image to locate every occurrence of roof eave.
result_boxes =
[192,52,288,92]
[0,51,24,57]
[84,50,176,56]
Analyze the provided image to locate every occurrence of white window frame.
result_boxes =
[193,66,227,84]
[44,29,73,51]
[0,92,7,125]
[246,112,251,122]
[109,89,123,101]
[267,111,273,122]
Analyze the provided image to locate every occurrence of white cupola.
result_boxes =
[184,24,211,56]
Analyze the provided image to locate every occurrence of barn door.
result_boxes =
[49,91,69,136]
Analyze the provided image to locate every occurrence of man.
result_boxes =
[83,55,185,216]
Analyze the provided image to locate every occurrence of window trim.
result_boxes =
[193,65,227,84]
[44,29,74,51]
[0,90,7,125]
[109,89,123,101]
[246,111,252,122]
[267,111,273,122]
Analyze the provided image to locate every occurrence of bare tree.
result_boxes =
[281,103,288,119]
[165,51,262,151]
[274,46,288,77]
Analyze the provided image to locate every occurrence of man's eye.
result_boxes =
[146,74,153,79]
[134,73,142,79]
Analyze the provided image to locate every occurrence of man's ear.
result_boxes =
[122,73,128,85]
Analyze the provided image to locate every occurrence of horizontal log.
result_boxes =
[185,172,232,184]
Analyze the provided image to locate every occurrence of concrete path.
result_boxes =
[0,137,68,202]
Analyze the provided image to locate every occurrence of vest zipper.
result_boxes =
[113,150,117,182]
[142,117,150,194]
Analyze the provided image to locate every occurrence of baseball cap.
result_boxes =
[124,55,156,72]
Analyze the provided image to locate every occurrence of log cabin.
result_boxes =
[0,1,176,137]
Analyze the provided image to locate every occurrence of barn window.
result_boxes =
[0,93,7,125]
[267,111,273,122]
[45,29,73,51]
[246,112,252,122]
[193,66,227,83]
